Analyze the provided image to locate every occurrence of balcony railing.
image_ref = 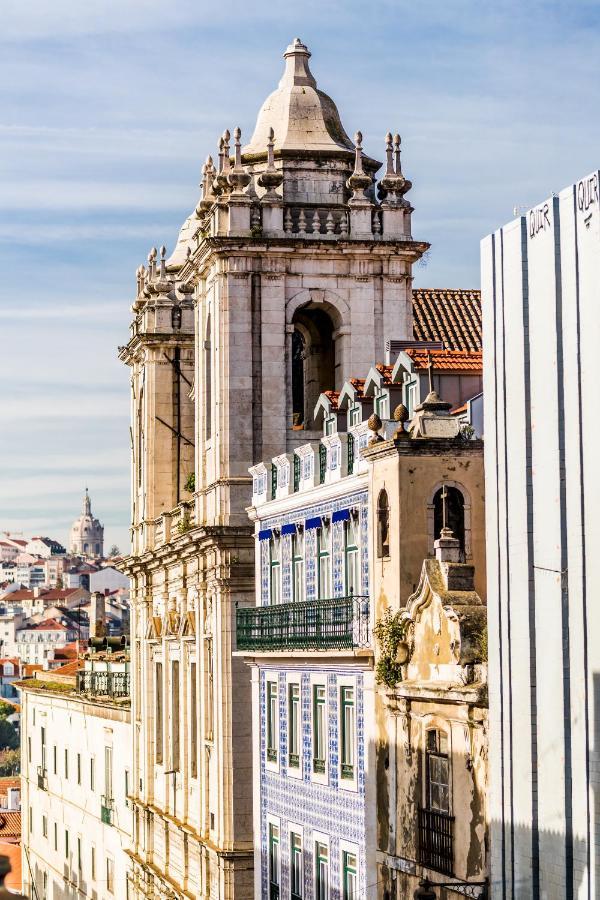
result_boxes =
[37,765,48,791]
[418,807,454,876]
[77,671,130,699]
[101,795,114,825]
[236,595,370,652]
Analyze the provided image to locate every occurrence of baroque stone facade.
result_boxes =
[119,37,427,900]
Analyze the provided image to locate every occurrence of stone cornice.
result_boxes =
[362,436,484,462]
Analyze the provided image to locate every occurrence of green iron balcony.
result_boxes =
[236,595,370,652]
[101,795,114,825]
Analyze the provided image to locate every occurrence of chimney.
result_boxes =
[90,591,106,639]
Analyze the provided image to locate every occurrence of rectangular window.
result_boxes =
[312,685,326,774]
[42,815,47,839]
[77,836,82,872]
[91,844,96,880]
[375,390,388,419]
[342,850,358,900]
[90,757,95,791]
[317,524,331,600]
[349,404,361,427]
[104,746,113,802]
[266,681,278,763]
[290,832,303,900]
[106,856,114,894]
[53,745,57,775]
[77,753,81,785]
[343,518,360,596]
[268,823,280,897]
[171,660,180,770]
[288,683,300,769]
[269,538,281,605]
[125,769,130,805]
[28,806,32,834]
[64,748,69,779]
[340,686,355,779]
[325,416,335,436]
[155,662,163,764]
[28,737,31,763]
[426,730,450,813]
[65,829,69,858]
[315,842,329,900]
[41,726,46,770]
[292,533,305,603]
[190,662,198,779]
[53,822,57,851]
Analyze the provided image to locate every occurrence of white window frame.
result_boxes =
[267,815,281,897]
[286,676,302,780]
[289,823,304,900]
[340,840,359,900]
[310,677,328,785]
[338,676,358,791]
[343,516,361,597]
[265,677,279,773]
[313,832,330,900]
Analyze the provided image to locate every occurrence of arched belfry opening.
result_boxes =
[291,305,336,429]
[433,485,465,555]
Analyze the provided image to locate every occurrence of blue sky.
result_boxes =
[1,0,599,552]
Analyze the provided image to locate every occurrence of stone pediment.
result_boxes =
[402,558,486,677]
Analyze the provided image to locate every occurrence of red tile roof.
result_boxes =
[323,390,339,409]
[21,619,70,633]
[412,289,482,352]
[0,839,22,887]
[374,363,394,384]
[0,812,21,841]
[50,660,82,676]
[404,348,482,372]
[4,590,33,602]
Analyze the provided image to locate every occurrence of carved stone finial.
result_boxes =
[347,129,372,204]
[159,245,167,278]
[385,132,394,175]
[367,412,384,444]
[393,403,410,440]
[258,126,284,201]
[228,126,251,195]
[393,133,412,197]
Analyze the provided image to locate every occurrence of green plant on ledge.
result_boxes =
[184,472,195,493]
[177,512,192,534]
[373,606,408,688]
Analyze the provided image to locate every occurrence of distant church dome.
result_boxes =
[70,489,104,558]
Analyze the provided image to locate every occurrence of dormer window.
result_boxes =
[324,415,336,436]
[374,388,389,420]
[348,404,361,427]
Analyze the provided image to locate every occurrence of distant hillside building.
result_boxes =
[70,490,104,559]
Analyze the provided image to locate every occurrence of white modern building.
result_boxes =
[482,169,600,899]
[19,655,132,900]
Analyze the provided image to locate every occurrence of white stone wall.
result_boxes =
[482,170,600,900]
[20,686,132,900]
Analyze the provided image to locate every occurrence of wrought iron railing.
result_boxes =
[77,671,130,699]
[418,807,454,875]
[101,795,114,826]
[319,444,327,484]
[236,595,370,652]
[347,433,355,475]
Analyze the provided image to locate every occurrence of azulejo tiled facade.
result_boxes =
[258,668,369,899]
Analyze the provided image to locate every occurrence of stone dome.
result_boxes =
[70,489,104,559]
[242,38,355,158]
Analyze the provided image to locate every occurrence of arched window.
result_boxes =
[291,330,305,426]
[204,313,212,440]
[377,490,390,558]
[291,307,335,428]
[433,486,465,554]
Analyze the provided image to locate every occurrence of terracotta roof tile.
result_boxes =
[412,289,482,352]
[374,363,394,384]
[0,812,21,840]
[404,348,483,373]
[323,390,340,409]
[0,839,21,888]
